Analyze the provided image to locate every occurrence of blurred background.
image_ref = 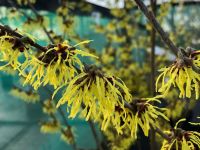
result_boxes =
[0,0,200,150]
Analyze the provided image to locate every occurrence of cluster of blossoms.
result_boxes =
[55,65,168,138]
[114,96,168,138]
[17,0,36,5]
[42,99,56,114]
[0,34,30,70]
[156,47,200,99]
[161,119,200,150]
[10,87,40,103]
[56,65,132,130]
[21,40,97,89]
[40,120,60,134]
[23,16,49,32]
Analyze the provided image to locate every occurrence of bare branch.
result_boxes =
[134,0,179,54]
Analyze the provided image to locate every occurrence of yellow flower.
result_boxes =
[96,96,168,137]
[56,5,69,17]
[20,40,97,89]
[94,25,104,33]
[106,22,116,32]
[42,100,56,114]
[104,127,135,150]
[10,87,40,103]
[56,16,74,35]
[156,48,200,99]
[110,9,126,18]
[107,34,126,43]
[48,30,63,44]
[60,127,75,144]
[40,120,60,134]
[124,96,169,138]
[1,64,17,75]
[17,0,36,5]
[0,35,29,70]
[161,118,200,150]
[56,65,132,131]
[8,8,22,20]
[23,17,49,32]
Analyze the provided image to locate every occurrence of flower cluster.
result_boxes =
[23,16,49,32]
[0,34,29,70]
[56,65,132,131]
[17,0,36,5]
[161,119,200,150]
[56,72,168,137]
[42,99,56,114]
[10,87,40,103]
[156,48,200,99]
[40,120,60,134]
[119,96,168,138]
[21,40,97,89]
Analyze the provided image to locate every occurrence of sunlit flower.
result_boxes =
[10,87,40,103]
[156,48,200,99]
[94,96,168,137]
[8,8,22,20]
[161,118,200,150]
[40,120,60,134]
[20,40,97,89]
[56,15,74,35]
[101,47,115,65]
[106,22,116,32]
[17,0,36,5]
[107,34,126,43]
[42,99,56,114]
[0,35,29,70]
[56,65,132,131]
[110,9,126,18]
[56,5,69,17]
[124,96,169,138]
[23,17,49,32]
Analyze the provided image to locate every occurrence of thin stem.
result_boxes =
[154,126,171,141]
[134,0,179,54]
[150,0,156,97]
[150,0,157,149]
[27,1,55,44]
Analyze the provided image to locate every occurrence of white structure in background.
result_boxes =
[91,12,101,24]
[86,0,200,9]
[86,0,124,8]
